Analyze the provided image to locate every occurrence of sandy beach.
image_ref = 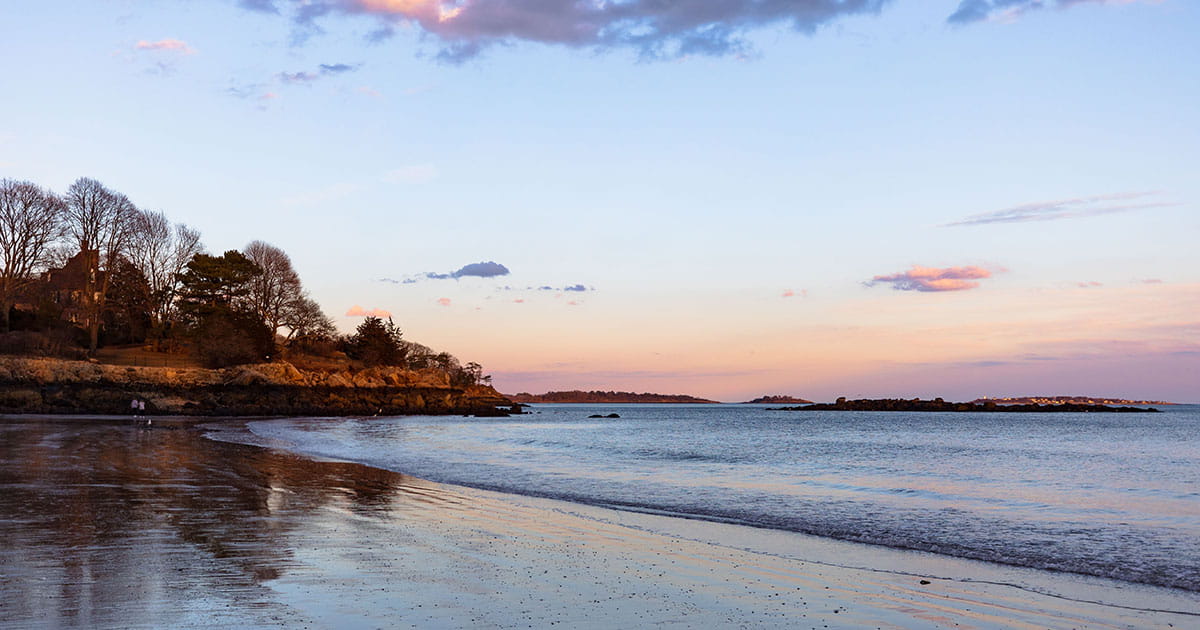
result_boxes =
[1,417,1197,629]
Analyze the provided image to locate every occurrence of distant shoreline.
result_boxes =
[972,396,1176,406]
[772,397,1161,413]
[508,390,719,404]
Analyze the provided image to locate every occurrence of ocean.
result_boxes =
[236,403,1200,593]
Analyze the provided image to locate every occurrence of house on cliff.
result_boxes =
[35,249,105,326]
[11,247,105,324]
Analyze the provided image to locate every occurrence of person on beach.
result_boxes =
[131,398,140,420]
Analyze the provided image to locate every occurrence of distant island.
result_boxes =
[771,397,1160,413]
[508,390,719,404]
[972,396,1174,406]
[742,395,813,404]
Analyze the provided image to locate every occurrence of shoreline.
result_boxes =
[2,416,1197,628]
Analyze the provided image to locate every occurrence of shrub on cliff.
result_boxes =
[192,309,274,368]
[345,316,407,367]
[176,251,273,367]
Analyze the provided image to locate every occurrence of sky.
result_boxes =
[1,0,1197,402]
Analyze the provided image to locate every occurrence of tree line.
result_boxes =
[0,177,489,385]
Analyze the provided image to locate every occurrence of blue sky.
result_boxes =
[1,0,1197,400]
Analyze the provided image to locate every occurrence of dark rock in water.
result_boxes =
[588,413,621,418]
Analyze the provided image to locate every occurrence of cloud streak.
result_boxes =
[382,260,512,284]
[278,62,360,84]
[943,192,1175,227]
[426,261,510,280]
[948,0,1152,25]
[346,305,392,317]
[135,39,196,54]
[866,265,995,292]
[246,0,893,61]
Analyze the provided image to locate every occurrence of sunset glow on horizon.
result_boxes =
[2,0,1196,401]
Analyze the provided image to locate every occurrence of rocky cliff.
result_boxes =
[0,357,513,416]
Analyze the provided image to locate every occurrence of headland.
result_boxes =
[0,356,512,416]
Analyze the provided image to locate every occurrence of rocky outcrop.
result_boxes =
[0,357,513,416]
[742,395,813,404]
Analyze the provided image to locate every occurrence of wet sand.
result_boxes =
[2,417,1197,629]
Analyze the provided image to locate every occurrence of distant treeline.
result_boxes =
[772,397,1159,413]
[509,390,719,404]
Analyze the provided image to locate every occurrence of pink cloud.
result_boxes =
[257,0,891,62]
[867,265,995,292]
[567,301,580,306]
[1077,281,1103,288]
[437,297,452,307]
[135,39,196,54]
[345,305,392,317]
[782,289,808,298]
[1140,278,1164,285]
[513,298,525,304]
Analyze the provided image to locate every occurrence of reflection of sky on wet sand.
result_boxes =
[0,420,410,628]
[2,419,1195,629]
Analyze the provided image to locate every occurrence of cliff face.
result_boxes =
[0,357,512,416]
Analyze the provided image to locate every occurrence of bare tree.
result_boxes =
[167,223,203,320]
[63,177,138,351]
[0,180,66,331]
[127,208,204,329]
[243,240,302,339]
[281,294,336,342]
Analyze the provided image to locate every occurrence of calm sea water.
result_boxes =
[238,403,1200,592]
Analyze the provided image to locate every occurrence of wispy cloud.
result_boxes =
[948,0,1155,25]
[277,62,360,84]
[383,261,511,284]
[1077,281,1103,288]
[943,192,1176,227]
[437,297,452,307]
[782,289,808,298]
[135,39,196,54]
[493,284,595,294]
[245,0,894,62]
[866,265,996,292]
[239,0,280,14]
[345,305,392,317]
